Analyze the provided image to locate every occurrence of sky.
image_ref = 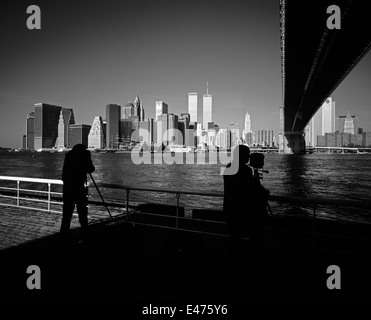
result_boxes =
[0,0,370,148]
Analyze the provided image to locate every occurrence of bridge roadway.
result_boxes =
[1,203,371,302]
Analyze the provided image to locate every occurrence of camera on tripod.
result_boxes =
[249,152,269,178]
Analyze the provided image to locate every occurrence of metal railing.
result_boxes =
[1,175,371,254]
[0,176,64,213]
[95,182,371,252]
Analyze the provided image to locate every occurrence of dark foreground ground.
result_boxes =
[1,205,371,309]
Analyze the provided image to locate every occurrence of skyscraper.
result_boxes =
[305,97,334,146]
[168,113,179,145]
[69,124,91,148]
[133,95,141,118]
[256,129,274,147]
[322,97,335,134]
[88,116,105,149]
[155,101,168,119]
[243,111,252,137]
[122,103,134,119]
[337,112,358,134]
[188,92,198,123]
[26,112,35,150]
[34,103,63,150]
[203,83,212,129]
[106,104,121,149]
[157,114,169,146]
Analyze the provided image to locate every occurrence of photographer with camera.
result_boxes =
[223,146,270,268]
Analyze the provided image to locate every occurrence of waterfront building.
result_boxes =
[140,105,145,122]
[129,115,140,142]
[243,111,252,137]
[322,97,336,135]
[305,97,335,147]
[337,112,358,134]
[351,134,363,146]
[203,83,212,130]
[186,122,197,147]
[26,112,35,150]
[168,114,179,145]
[122,103,134,119]
[34,103,64,150]
[106,104,121,149]
[120,119,133,142]
[88,116,105,149]
[207,128,216,148]
[68,124,91,148]
[363,132,371,147]
[22,135,26,150]
[244,132,254,146]
[188,92,198,123]
[155,101,168,119]
[157,114,169,146]
[178,113,190,146]
[57,111,66,148]
[139,120,150,144]
[256,129,274,147]
[216,129,228,149]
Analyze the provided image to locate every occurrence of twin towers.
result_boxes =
[188,82,213,130]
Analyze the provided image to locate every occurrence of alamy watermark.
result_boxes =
[129,128,241,175]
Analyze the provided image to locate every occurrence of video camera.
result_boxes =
[249,152,269,176]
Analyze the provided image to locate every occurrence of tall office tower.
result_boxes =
[106,104,121,149]
[187,122,197,147]
[122,102,134,119]
[26,112,35,150]
[216,129,228,149]
[34,103,64,150]
[203,82,212,130]
[322,97,335,134]
[178,113,190,146]
[140,105,145,122]
[155,101,168,119]
[22,135,26,149]
[244,111,252,134]
[150,118,157,145]
[134,95,141,118]
[129,115,140,142]
[168,113,179,145]
[57,111,65,148]
[139,120,150,144]
[120,119,133,142]
[257,129,274,147]
[88,116,105,149]
[69,124,91,148]
[244,132,254,146]
[157,114,169,146]
[61,108,75,147]
[337,112,358,134]
[188,92,198,123]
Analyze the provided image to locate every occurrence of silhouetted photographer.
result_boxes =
[223,146,270,265]
[60,144,95,242]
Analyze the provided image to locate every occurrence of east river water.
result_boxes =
[0,152,370,223]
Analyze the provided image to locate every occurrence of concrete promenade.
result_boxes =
[1,204,371,304]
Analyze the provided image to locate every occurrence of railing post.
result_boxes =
[47,183,51,212]
[312,203,317,249]
[126,189,130,222]
[176,192,180,230]
[16,181,20,207]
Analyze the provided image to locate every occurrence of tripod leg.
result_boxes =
[89,173,113,220]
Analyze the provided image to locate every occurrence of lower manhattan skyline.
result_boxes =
[1,0,371,148]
